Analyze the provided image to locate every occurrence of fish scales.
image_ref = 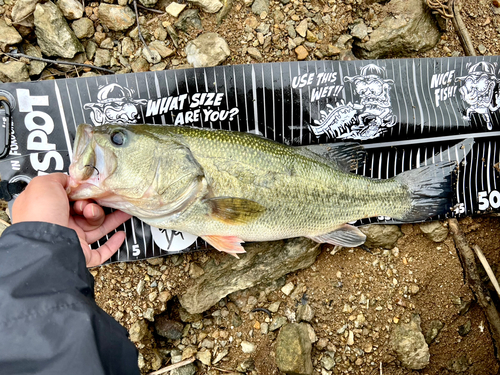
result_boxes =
[68,124,453,255]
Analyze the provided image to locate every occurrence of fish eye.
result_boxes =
[110,130,126,146]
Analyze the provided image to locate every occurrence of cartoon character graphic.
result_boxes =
[84,83,147,126]
[456,61,500,130]
[310,64,397,140]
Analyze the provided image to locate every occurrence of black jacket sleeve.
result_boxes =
[0,222,140,375]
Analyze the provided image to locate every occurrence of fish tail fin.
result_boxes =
[394,160,455,221]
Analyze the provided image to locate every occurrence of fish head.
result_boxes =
[68,124,160,203]
[68,124,205,219]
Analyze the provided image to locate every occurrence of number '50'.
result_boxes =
[478,190,500,210]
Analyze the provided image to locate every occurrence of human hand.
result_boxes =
[12,173,131,267]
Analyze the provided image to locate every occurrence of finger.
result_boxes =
[85,231,126,267]
[72,200,94,216]
[82,203,105,227]
[84,210,132,244]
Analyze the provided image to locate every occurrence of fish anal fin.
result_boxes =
[202,235,246,258]
[308,224,366,247]
[205,197,266,225]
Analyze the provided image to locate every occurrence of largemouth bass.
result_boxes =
[68,124,453,256]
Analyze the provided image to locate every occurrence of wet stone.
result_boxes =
[155,317,184,340]
[425,320,444,344]
[458,320,471,337]
[390,314,429,370]
[276,323,313,375]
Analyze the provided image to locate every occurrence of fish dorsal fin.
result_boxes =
[307,224,366,247]
[298,143,366,172]
[205,197,266,225]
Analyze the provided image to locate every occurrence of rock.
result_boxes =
[321,352,335,370]
[305,323,317,343]
[0,19,22,47]
[179,238,320,313]
[131,56,149,72]
[350,19,368,40]
[316,338,329,351]
[390,314,430,370]
[185,32,229,68]
[196,350,211,366]
[188,262,205,278]
[129,319,149,342]
[143,47,161,64]
[354,0,440,59]
[165,2,186,17]
[478,44,487,55]
[281,282,295,296]
[155,316,184,340]
[359,224,403,249]
[241,341,256,353]
[121,37,135,57]
[297,304,314,322]
[269,316,288,331]
[174,10,202,33]
[295,45,308,60]
[447,354,469,373]
[149,41,174,58]
[346,330,354,346]
[335,34,353,50]
[139,0,158,6]
[100,38,114,49]
[237,358,255,372]
[268,301,281,312]
[94,48,111,67]
[143,308,155,321]
[97,4,135,31]
[179,306,203,323]
[247,46,263,60]
[23,43,46,76]
[187,0,222,13]
[252,0,269,16]
[0,61,30,82]
[57,0,83,20]
[276,323,313,375]
[11,0,41,23]
[458,320,471,337]
[71,17,94,39]
[34,2,84,58]
[85,40,97,60]
[425,320,444,344]
[296,19,308,38]
[419,221,448,242]
[171,363,196,375]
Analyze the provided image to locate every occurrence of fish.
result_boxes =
[68,124,454,256]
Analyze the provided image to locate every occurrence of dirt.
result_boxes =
[91,218,500,375]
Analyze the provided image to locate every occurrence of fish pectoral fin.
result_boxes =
[308,224,366,247]
[202,235,246,258]
[205,197,266,225]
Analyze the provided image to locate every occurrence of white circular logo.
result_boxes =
[150,226,198,253]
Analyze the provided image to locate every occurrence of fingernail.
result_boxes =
[91,204,95,217]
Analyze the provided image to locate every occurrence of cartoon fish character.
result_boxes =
[68,124,453,256]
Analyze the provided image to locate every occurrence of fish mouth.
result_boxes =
[68,124,108,200]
